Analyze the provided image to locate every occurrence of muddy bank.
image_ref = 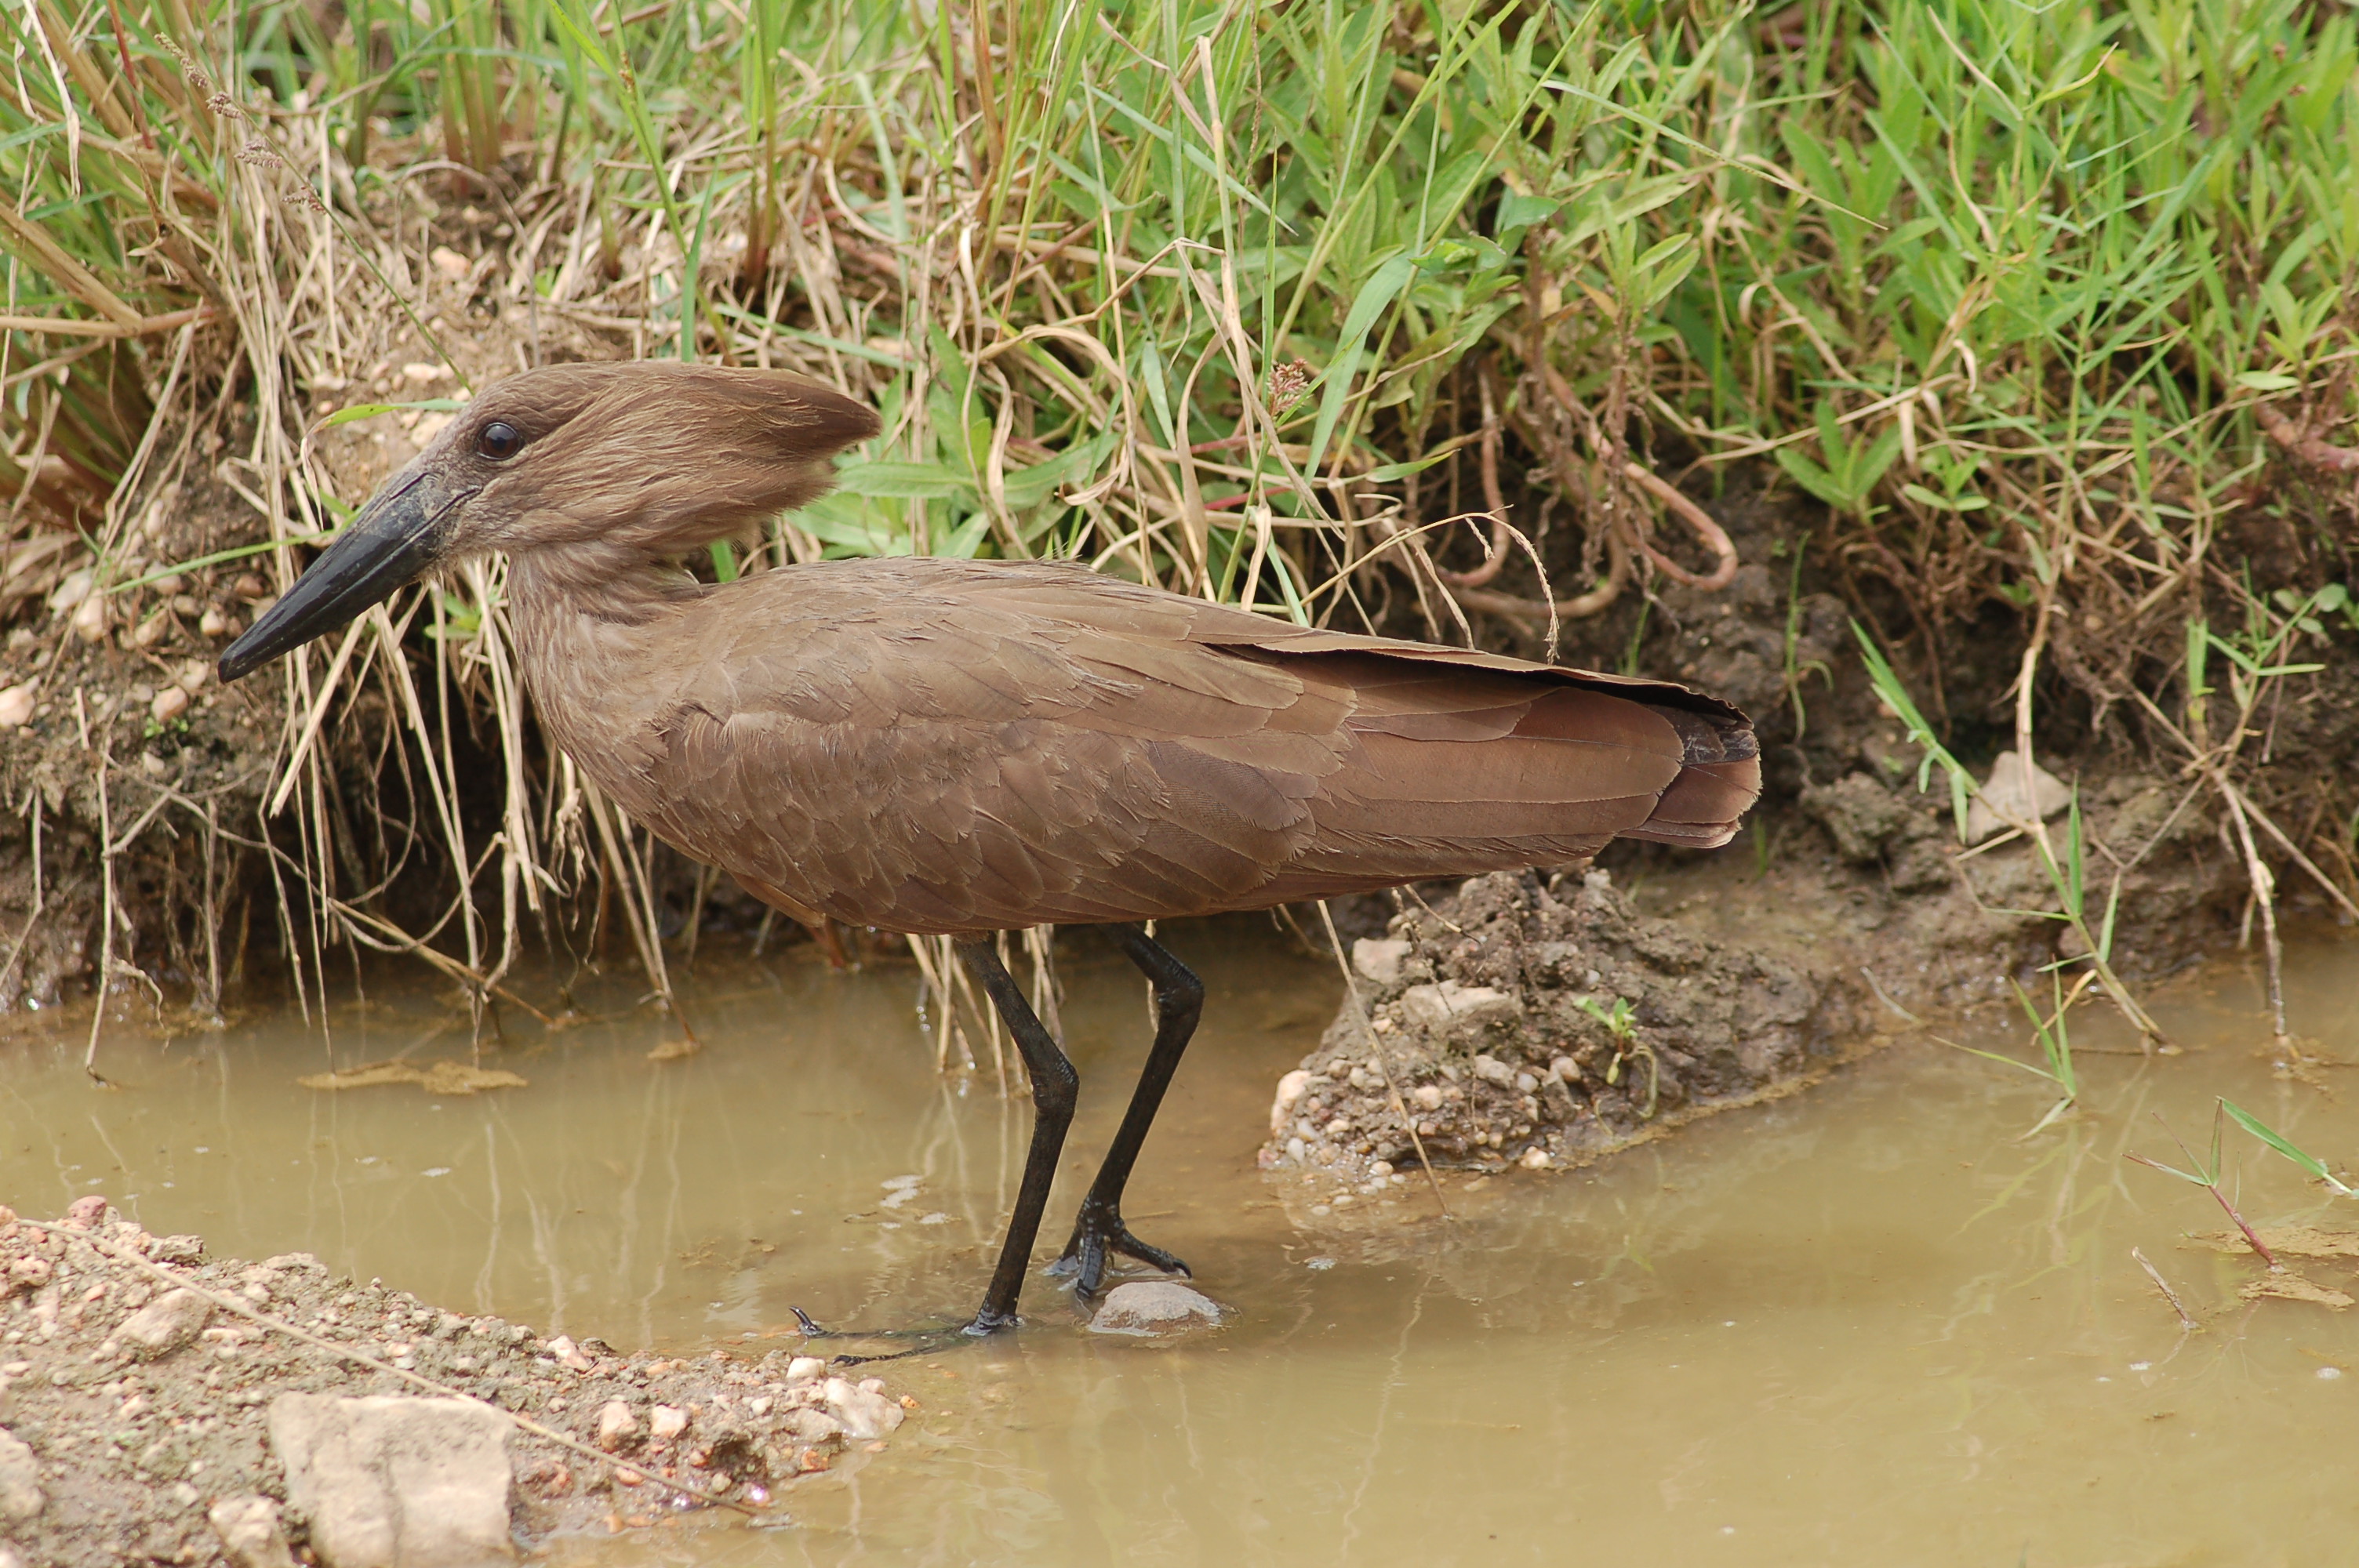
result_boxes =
[0,1199,911,1567]
[1259,473,2332,1184]
[1258,757,2248,1190]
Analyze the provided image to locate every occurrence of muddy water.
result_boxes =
[5,923,2359,1566]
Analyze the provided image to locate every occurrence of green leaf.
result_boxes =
[836,462,977,501]
[2222,1100,2357,1196]
[1307,251,1418,477]
[1494,192,1561,231]
[2235,371,2302,391]
[320,399,464,427]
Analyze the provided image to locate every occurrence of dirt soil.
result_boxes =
[0,1198,910,1567]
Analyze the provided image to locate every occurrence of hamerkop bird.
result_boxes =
[222,361,1759,1334]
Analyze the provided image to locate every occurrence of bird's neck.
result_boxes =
[503,543,708,793]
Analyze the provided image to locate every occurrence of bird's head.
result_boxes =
[219,361,880,682]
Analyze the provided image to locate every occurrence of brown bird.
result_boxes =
[223,361,1758,1334]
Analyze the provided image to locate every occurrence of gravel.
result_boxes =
[0,1199,911,1566]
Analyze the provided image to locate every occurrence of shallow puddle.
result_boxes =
[5,922,2359,1566]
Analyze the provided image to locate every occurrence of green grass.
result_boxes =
[7,1,2357,619]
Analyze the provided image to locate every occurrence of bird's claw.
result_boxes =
[1050,1201,1191,1298]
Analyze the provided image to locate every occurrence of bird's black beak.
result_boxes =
[218,469,473,683]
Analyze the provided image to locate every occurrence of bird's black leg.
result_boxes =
[957,936,1080,1336]
[1050,926,1204,1298]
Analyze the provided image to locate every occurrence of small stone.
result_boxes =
[546,1334,592,1372]
[151,1235,205,1265]
[784,1356,825,1383]
[199,607,228,637]
[399,361,452,385]
[45,568,93,614]
[269,1393,515,1567]
[595,1400,638,1450]
[1399,982,1518,1033]
[150,685,189,724]
[647,1404,689,1442]
[0,685,32,728]
[1965,750,2073,842]
[0,1425,42,1521]
[1471,1054,1518,1088]
[820,1377,904,1439]
[1088,1281,1223,1336]
[1269,1069,1313,1134]
[71,590,107,642]
[1519,1147,1553,1171]
[1351,938,1411,983]
[209,1494,298,1568]
[429,245,471,281]
[118,1287,211,1360]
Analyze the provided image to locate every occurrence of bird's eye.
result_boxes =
[475,421,524,460]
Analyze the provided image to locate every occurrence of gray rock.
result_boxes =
[1089,1281,1223,1334]
[150,1234,205,1265]
[1351,938,1411,983]
[1966,750,2072,842]
[1398,981,1518,1032]
[209,1496,298,1568]
[777,1406,844,1446]
[820,1377,904,1440]
[269,1394,515,1567]
[0,1425,41,1522]
[116,1287,212,1360]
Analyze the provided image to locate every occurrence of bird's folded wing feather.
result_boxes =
[634,561,1757,934]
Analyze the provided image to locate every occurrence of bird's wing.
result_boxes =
[632,560,1755,934]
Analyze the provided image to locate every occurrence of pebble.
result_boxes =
[1269,1069,1313,1134]
[150,684,189,724]
[786,1356,825,1383]
[0,684,32,728]
[546,1334,592,1372]
[1087,1281,1224,1336]
[0,1425,42,1521]
[595,1399,638,1450]
[209,1494,297,1568]
[820,1377,905,1440]
[1399,981,1518,1032]
[71,591,107,642]
[114,1287,212,1361]
[648,1403,689,1441]
[1351,938,1410,983]
[1965,750,2071,841]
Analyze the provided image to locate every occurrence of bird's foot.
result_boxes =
[1049,1200,1191,1299]
[787,1304,1012,1366]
